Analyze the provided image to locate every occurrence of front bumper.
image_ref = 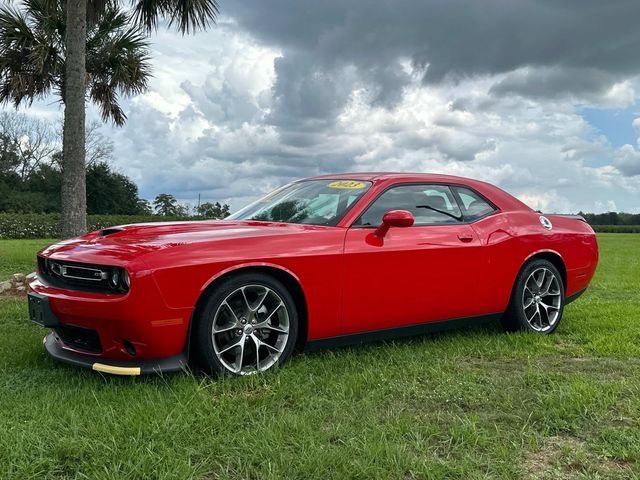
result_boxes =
[28,276,192,375]
[43,333,187,375]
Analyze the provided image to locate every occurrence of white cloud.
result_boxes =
[613,144,640,176]
[98,30,640,214]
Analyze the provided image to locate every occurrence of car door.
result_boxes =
[341,183,486,335]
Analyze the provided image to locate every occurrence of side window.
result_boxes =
[358,184,462,226]
[453,186,496,221]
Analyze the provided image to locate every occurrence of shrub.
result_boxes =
[0,213,194,239]
[592,224,640,233]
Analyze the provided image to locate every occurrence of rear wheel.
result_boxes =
[502,259,565,334]
[194,273,298,376]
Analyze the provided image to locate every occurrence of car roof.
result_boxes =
[307,171,489,185]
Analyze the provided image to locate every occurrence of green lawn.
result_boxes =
[0,239,55,281]
[0,234,639,479]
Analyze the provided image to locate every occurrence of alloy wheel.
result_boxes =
[211,284,290,375]
[522,267,562,332]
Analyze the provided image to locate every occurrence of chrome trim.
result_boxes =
[59,264,108,282]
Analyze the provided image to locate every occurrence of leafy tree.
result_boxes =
[22,163,62,212]
[0,0,157,236]
[86,161,146,214]
[196,201,230,219]
[153,193,186,217]
[136,198,153,215]
[0,112,149,214]
[0,130,20,176]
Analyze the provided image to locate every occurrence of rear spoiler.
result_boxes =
[542,213,587,222]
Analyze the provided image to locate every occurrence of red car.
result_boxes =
[28,173,598,376]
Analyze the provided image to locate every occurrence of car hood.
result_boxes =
[39,220,332,265]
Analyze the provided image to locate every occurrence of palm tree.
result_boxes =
[0,0,152,236]
[1,0,218,237]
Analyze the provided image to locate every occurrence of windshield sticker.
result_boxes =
[327,180,367,189]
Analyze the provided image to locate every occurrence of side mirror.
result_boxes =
[374,210,414,237]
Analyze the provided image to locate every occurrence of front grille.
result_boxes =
[52,263,107,282]
[38,257,128,294]
[55,324,102,353]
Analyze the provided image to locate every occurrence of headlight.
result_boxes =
[110,270,120,288]
[121,270,130,289]
[109,268,130,292]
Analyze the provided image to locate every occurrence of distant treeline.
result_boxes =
[591,225,640,233]
[1,112,229,218]
[580,212,640,226]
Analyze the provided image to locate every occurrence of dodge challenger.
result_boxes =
[28,173,598,376]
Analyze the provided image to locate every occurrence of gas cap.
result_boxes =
[539,215,553,230]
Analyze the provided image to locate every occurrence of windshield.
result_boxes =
[227,180,372,226]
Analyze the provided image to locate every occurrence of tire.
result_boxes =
[501,259,565,334]
[193,272,299,376]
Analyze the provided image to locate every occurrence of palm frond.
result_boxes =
[86,6,152,124]
[0,3,61,107]
[131,0,219,34]
[87,7,129,52]
[0,1,152,126]
[22,0,59,24]
[89,81,127,126]
[0,5,36,50]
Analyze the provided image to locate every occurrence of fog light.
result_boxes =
[123,340,136,356]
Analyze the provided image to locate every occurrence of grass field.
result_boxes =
[0,239,55,281]
[0,234,639,479]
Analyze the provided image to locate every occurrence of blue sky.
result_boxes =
[581,105,639,149]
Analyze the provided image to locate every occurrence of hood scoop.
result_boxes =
[99,227,125,237]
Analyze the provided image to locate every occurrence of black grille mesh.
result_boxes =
[55,324,102,353]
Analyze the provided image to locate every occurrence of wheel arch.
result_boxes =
[522,250,567,293]
[188,263,309,357]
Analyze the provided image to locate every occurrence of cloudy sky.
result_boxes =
[20,0,640,212]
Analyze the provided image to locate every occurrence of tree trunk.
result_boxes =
[61,0,87,238]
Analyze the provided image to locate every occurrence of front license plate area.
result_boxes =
[28,292,57,327]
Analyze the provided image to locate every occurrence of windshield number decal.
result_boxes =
[327,181,366,189]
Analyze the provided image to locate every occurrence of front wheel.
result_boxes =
[194,273,298,376]
[502,259,565,334]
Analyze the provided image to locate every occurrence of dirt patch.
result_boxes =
[0,293,27,300]
[522,435,632,479]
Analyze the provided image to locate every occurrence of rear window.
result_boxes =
[452,186,496,221]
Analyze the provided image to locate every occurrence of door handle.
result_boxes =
[457,234,473,242]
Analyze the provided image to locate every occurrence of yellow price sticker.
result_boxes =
[327,180,366,189]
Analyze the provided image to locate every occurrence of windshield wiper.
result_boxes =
[415,205,462,221]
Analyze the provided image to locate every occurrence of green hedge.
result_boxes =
[1,213,639,239]
[592,225,640,233]
[0,213,194,239]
